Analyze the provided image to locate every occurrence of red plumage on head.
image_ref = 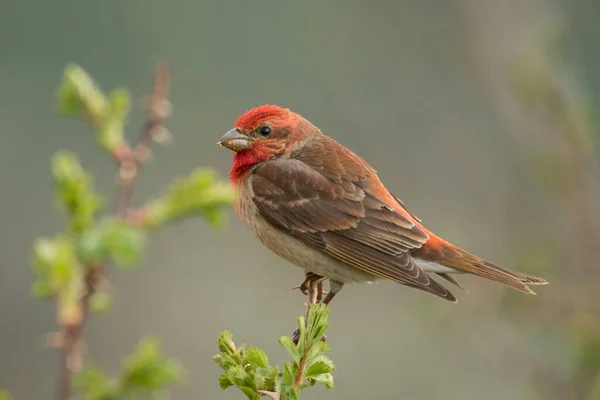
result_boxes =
[234,104,295,131]
[229,105,299,185]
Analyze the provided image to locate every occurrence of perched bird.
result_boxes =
[218,105,547,304]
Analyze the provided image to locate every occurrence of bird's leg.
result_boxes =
[315,280,325,303]
[291,277,344,344]
[296,280,344,344]
[292,272,325,344]
[291,271,328,298]
[319,279,344,306]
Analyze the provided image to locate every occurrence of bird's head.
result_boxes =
[219,105,306,184]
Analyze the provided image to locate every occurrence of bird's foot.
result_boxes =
[290,272,328,301]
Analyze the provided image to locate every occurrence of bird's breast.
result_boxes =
[235,177,374,284]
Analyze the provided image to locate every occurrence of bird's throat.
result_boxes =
[229,142,277,185]
[230,151,265,185]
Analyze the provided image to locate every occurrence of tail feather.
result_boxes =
[516,272,548,286]
[414,238,548,294]
[435,273,468,293]
[476,260,546,294]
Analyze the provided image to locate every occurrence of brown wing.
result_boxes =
[250,152,456,302]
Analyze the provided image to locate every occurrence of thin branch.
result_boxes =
[115,64,172,217]
[56,65,172,400]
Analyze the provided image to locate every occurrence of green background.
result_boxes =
[1,1,599,399]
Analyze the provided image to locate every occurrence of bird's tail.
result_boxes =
[415,237,548,294]
[443,247,548,294]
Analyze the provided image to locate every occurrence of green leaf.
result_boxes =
[57,65,130,154]
[305,360,333,378]
[108,89,131,118]
[102,218,146,269]
[51,151,103,233]
[304,357,335,389]
[239,386,261,400]
[217,331,237,356]
[243,347,269,369]
[281,361,296,388]
[226,365,260,398]
[307,341,330,362]
[308,372,334,389]
[253,366,279,392]
[75,365,114,400]
[57,64,107,121]
[144,168,235,228]
[76,228,106,264]
[278,336,300,364]
[119,337,184,394]
[31,235,80,297]
[90,292,112,313]
[213,354,236,371]
[260,366,279,391]
[97,89,130,153]
[219,373,234,390]
[0,387,12,400]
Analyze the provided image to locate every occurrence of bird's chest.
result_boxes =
[235,184,281,248]
[234,178,374,284]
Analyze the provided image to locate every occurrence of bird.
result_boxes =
[218,104,547,305]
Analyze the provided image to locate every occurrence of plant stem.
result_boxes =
[294,347,309,390]
[56,65,172,400]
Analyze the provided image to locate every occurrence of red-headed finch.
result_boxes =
[218,105,547,304]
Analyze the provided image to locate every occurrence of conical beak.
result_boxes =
[218,128,252,152]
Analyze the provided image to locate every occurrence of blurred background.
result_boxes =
[1,0,599,399]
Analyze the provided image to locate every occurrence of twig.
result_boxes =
[294,347,310,389]
[56,65,172,400]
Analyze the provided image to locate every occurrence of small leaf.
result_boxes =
[281,361,296,387]
[144,168,235,228]
[305,360,333,378]
[97,89,130,153]
[218,331,237,356]
[75,365,113,400]
[307,341,330,361]
[278,336,300,364]
[244,348,269,369]
[51,151,103,233]
[120,337,184,394]
[108,89,131,118]
[226,365,258,393]
[0,387,13,400]
[219,373,233,390]
[31,235,80,297]
[57,64,108,121]
[57,65,131,154]
[239,386,261,400]
[263,366,279,391]
[308,372,334,389]
[102,218,147,269]
[76,228,106,264]
[214,354,238,371]
[90,292,112,313]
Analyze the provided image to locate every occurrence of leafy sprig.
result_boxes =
[215,304,336,400]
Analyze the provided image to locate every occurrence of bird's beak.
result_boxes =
[218,128,252,152]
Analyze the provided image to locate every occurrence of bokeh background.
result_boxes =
[1,1,600,399]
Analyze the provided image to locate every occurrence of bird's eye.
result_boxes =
[259,126,271,136]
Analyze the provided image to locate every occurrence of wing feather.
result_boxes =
[250,141,456,302]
